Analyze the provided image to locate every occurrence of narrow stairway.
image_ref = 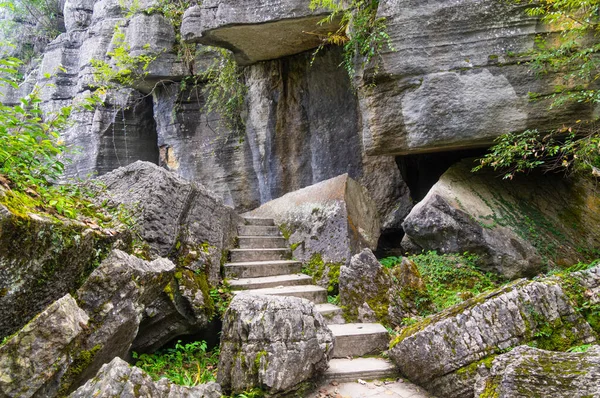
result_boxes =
[224,216,398,382]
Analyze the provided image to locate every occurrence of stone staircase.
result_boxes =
[225,217,397,382]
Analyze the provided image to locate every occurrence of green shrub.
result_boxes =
[133,340,219,386]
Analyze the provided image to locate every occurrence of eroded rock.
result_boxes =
[388,257,430,325]
[388,268,600,398]
[0,294,89,398]
[340,249,391,323]
[474,345,600,398]
[218,294,334,395]
[69,357,222,398]
[181,0,339,65]
[402,159,600,278]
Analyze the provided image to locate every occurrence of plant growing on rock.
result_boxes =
[476,0,600,178]
[309,0,393,81]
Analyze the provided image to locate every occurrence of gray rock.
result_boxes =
[71,250,175,389]
[358,0,597,155]
[218,294,334,395]
[0,294,89,398]
[245,174,380,289]
[0,197,125,340]
[69,357,222,398]
[388,257,431,326]
[97,161,241,351]
[402,159,600,279]
[388,269,600,398]
[474,345,600,398]
[181,0,339,65]
[340,249,391,323]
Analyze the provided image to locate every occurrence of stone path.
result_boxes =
[309,379,432,398]
[226,217,398,381]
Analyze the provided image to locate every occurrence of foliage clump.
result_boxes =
[133,340,219,386]
[309,0,393,81]
[381,251,501,318]
[476,0,600,178]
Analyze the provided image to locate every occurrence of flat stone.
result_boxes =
[243,217,275,226]
[224,260,303,278]
[238,236,287,249]
[234,285,328,303]
[229,274,313,290]
[238,225,282,237]
[328,323,389,358]
[230,248,291,262]
[324,358,398,382]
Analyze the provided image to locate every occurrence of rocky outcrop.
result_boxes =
[71,250,175,388]
[69,357,222,398]
[0,196,125,339]
[388,267,600,398]
[402,159,600,279]
[245,174,380,290]
[96,161,240,282]
[358,0,595,156]
[181,0,339,65]
[388,257,430,326]
[0,294,89,398]
[96,161,241,351]
[474,345,600,398]
[218,294,334,395]
[340,249,391,323]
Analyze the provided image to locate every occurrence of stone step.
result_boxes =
[228,274,313,290]
[238,236,287,249]
[233,285,327,304]
[230,248,291,263]
[243,217,275,226]
[328,323,389,358]
[237,225,281,236]
[315,303,345,325]
[324,358,398,382]
[224,260,302,278]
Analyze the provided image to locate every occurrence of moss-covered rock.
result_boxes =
[388,267,600,398]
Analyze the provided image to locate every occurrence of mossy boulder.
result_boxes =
[388,266,600,398]
[0,294,89,398]
[0,198,126,340]
[402,159,600,279]
[474,345,600,397]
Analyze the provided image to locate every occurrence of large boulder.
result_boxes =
[388,267,600,398]
[474,345,600,397]
[0,294,89,398]
[71,250,175,388]
[402,159,600,279]
[245,174,381,290]
[358,0,595,155]
[0,195,125,340]
[69,357,222,398]
[218,294,334,395]
[181,0,339,65]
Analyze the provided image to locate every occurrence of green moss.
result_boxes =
[278,223,293,240]
[253,350,268,372]
[56,344,102,397]
[478,378,500,398]
[302,253,342,296]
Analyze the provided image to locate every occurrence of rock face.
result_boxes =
[358,0,596,155]
[69,357,222,398]
[181,0,338,65]
[388,267,600,398]
[246,174,380,289]
[0,294,89,398]
[72,250,175,387]
[218,294,334,395]
[340,249,391,323]
[154,47,411,227]
[474,345,600,398]
[402,159,600,279]
[387,257,430,326]
[0,197,124,340]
